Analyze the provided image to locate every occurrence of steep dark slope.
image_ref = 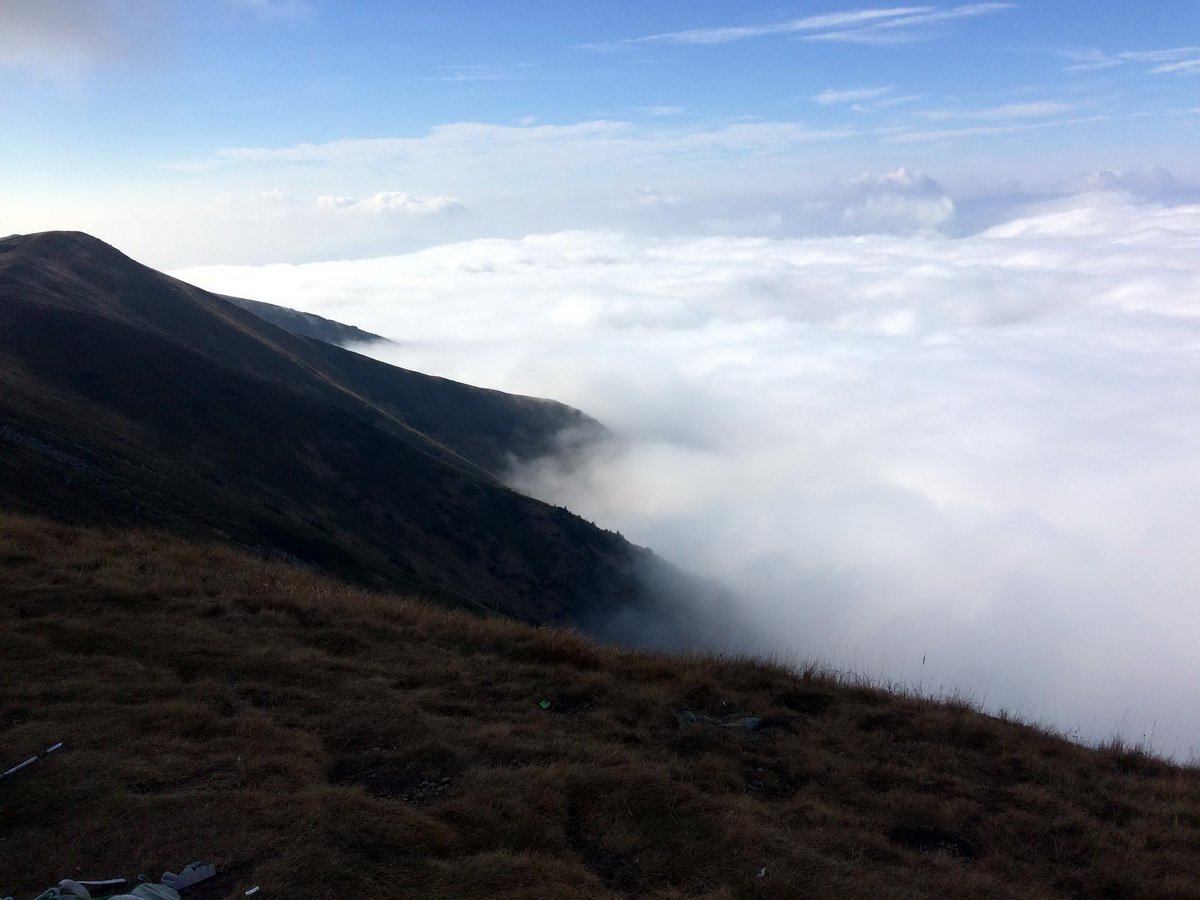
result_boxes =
[303,339,605,477]
[0,231,595,477]
[220,288,603,472]
[0,231,648,623]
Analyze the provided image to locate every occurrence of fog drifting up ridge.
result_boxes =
[176,191,1200,758]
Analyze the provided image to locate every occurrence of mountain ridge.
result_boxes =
[0,230,678,625]
[222,293,392,346]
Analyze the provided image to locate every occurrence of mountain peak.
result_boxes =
[0,229,126,260]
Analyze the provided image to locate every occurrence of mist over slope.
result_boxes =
[178,191,1200,757]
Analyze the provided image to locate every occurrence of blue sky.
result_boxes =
[3,1,1199,264]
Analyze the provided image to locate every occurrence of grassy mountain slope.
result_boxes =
[2,514,1198,900]
[0,231,648,623]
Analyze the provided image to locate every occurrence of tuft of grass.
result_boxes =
[2,512,1199,899]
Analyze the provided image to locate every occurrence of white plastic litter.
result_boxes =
[26,878,124,900]
[161,863,215,890]
[77,882,125,892]
[106,885,180,900]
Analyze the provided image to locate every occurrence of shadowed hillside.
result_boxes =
[0,231,600,477]
[0,231,668,625]
[2,515,1198,900]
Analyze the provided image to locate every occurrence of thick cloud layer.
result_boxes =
[177,192,1200,757]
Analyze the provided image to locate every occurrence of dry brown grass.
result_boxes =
[2,513,1199,899]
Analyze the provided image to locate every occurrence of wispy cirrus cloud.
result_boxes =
[920,100,1075,121]
[580,4,1012,50]
[1059,45,1200,73]
[814,86,895,105]
[969,101,1075,119]
[221,188,464,217]
[1152,58,1200,75]
[1058,48,1123,72]
[887,114,1101,143]
[800,3,1016,45]
[859,94,925,112]
[427,62,538,83]
[213,119,857,175]
[218,121,634,164]
[582,7,927,48]
[1125,47,1200,64]
[639,105,686,117]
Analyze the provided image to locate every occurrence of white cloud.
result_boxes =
[1059,48,1123,72]
[216,121,617,164]
[1060,46,1200,74]
[1152,58,1200,75]
[836,168,955,231]
[201,120,860,229]
[887,115,1101,144]
[802,3,1015,44]
[175,192,1200,757]
[1080,166,1179,199]
[1122,47,1200,64]
[582,4,1011,49]
[428,62,537,82]
[607,187,682,210]
[186,188,469,262]
[860,94,924,111]
[214,119,855,171]
[966,101,1075,120]
[814,87,894,105]
[843,168,942,192]
[255,187,293,204]
[223,188,462,217]
[321,191,465,215]
[586,7,928,47]
[158,113,1182,262]
[213,187,298,212]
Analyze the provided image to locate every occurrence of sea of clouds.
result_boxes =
[177,188,1200,758]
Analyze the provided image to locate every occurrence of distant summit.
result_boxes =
[222,294,392,346]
